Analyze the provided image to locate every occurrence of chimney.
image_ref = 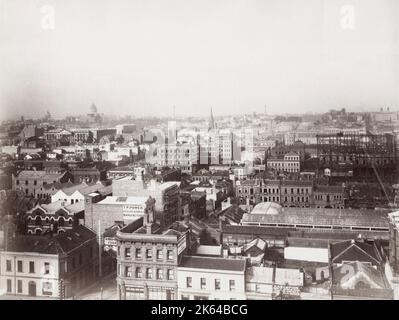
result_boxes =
[146,223,152,235]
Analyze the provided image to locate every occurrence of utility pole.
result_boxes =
[98,220,102,281]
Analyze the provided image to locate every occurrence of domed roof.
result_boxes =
[90,103,98,114]
[251,202,282,215]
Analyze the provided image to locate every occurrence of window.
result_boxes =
[34,180,37,186]
[167,269,174,280]
[136,267,142,278]
[167,250,174,261]
[215,279,221,290]
[135,248,142,259]
[29,261,35,273]
[16,180,20,185]
[146,268,153,279]
[157,269,163,280]
[146,249,152,259]
[157,249,163,260]
[7,279,12,293]
[125,266,132,277]
[42,281,52,295]
[25,180,28,185]
[17,280,22,293]
[200,277,206,289]
[125,247,131,258]
[6,260,12,272]
[44,262,50,274]
[17,260,23,273]
[186,277,192,288]
[229,280,235,291]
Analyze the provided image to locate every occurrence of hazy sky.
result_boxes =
[0,0,398,119]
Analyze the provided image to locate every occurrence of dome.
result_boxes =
[251,202,282,215]
[90,103,98,114]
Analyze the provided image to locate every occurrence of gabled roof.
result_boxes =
[4,225,96,255]
[333,262,389,290]
[331,240,382,265]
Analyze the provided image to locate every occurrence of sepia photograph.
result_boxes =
[0,0,398,308]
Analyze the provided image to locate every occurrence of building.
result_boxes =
[156,142,199,174]
[12,170,73,197]
[177,256,246,300]
[70,166,107,183]
[116,212,190,300]
[111,176,180,229]
[235,179,314,208]
[25,200,84,235]
[85,195,155,235]
[316,133,397,182]
[0,225,98,299]
[313,185,344,209]
[246,266,304,300]
[240,202,390,238]
[266,152,300,174]
[51,182,111,205]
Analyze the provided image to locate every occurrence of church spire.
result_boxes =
[209,107,215,130]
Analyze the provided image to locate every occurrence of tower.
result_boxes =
[209,107,215,131]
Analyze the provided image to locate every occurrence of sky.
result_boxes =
[0,0,398,120]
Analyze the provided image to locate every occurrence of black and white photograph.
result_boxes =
[0,0,399,305]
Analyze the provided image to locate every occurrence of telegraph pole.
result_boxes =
[98,220,102,280]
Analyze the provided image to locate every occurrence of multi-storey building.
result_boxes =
[177,256,247,300]
[236,179,316,208]
[25,200,84,235]
[111,176,180,229]
[12,170,72,197]
[266,152,300,173]
[116,210,190,300]
[156,142,199,174]
[84,195,156,236]
[313,185,344,209]
[0,225,98,299]
[316,133,397,182]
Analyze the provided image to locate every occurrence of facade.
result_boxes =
[70,166,107,183]
[112,177,180,229]
[266,152,300,173]
[177,256,246,300]
[156,143,199,174]
[85,195,155,235]
[0,225,98,299]
[316,133,397,182]
[246,266,303,300]
[12,170,72,197]
[116,212,190,300]
[236,179,314,208]
[51,182,111,205]
[26,201,83,235]
[313,185,344,209]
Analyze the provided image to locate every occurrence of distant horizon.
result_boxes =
[1,105,397,122]
[1,0,398,120]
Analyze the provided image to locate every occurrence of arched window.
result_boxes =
[59,217,65,227]
[35,216,42,226]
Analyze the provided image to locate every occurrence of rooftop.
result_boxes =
[179,256,246,272]
[3,225,96,255]
[97,196,150,205]
[242,205,389,229]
